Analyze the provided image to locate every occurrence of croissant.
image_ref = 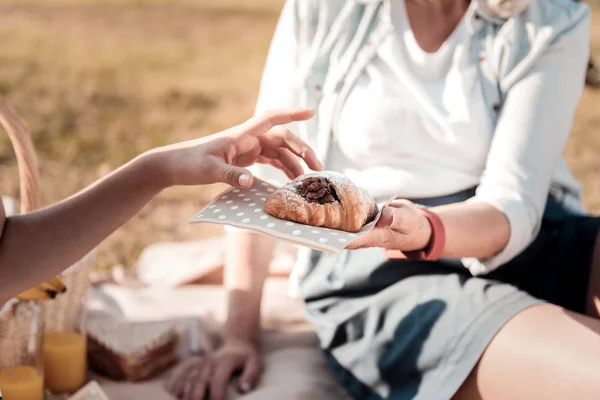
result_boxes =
[264,171,378,232]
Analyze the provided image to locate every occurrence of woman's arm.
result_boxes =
[222,232,274,344]
[347,200,510,259]
[349,5,591,274]
[459,5,591,273]
[431,202,509,259]
[0,108,318,303]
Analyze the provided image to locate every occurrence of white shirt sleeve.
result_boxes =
[462,8,590,275]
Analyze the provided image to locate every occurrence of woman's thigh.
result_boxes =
[454,303,600,400]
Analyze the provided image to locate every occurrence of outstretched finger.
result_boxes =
[240,108,315,137]
[259,127,322,171]
[258,156,296,180]
[258,146,304,178]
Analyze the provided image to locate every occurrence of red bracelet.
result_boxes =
[383,208,446,261]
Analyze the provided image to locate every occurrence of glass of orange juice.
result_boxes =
[0,301,45,400]
[43,298,88,396]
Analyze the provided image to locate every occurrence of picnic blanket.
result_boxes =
[88,279,350,400]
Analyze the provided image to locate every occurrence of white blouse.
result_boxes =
[331,1,493,200]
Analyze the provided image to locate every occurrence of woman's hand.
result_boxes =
[346,200,432,251]
[146,108,321,189]
[165,338,260,400]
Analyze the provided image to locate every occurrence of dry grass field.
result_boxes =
[0,0,598,270]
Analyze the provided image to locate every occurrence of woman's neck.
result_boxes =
[405,0,469,12]
[404,0,470,53]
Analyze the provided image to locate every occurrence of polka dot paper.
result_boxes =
[189,178,392,253]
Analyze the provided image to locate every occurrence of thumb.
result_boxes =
[214,164,254,189]
[376,207,395,229]
[237,356,261,393]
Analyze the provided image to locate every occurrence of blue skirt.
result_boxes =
[300,189,600,400]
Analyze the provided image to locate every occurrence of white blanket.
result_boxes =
[87,280,349,400]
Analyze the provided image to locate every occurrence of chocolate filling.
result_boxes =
[296,177,340,205]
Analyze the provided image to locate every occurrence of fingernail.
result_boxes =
[240,381,251,393]
[239,173,251,187]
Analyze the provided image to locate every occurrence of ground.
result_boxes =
[0,0,599,270]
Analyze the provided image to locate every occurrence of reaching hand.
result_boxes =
[148,108,321,189]
[165,338,261,400]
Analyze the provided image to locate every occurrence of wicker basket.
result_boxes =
[0,97,95,354]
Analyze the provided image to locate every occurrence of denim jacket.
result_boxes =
[250,0,591,287]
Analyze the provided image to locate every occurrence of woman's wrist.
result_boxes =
[412,209,433,251]
[222,330,260,347]
[406,208,446,260]
[222,316,261,346]
[384,208,445,262]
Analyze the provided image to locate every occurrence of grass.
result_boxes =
[0,0,598,270]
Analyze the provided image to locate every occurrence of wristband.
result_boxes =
[383,208,446,261]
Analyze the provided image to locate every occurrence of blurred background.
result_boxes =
[0,0,598,271]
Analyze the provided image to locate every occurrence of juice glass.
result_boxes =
[0,301,45,400]
[43,297,88,396]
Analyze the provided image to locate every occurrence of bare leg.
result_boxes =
[454,304,600,400]
[586,232,600,318]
